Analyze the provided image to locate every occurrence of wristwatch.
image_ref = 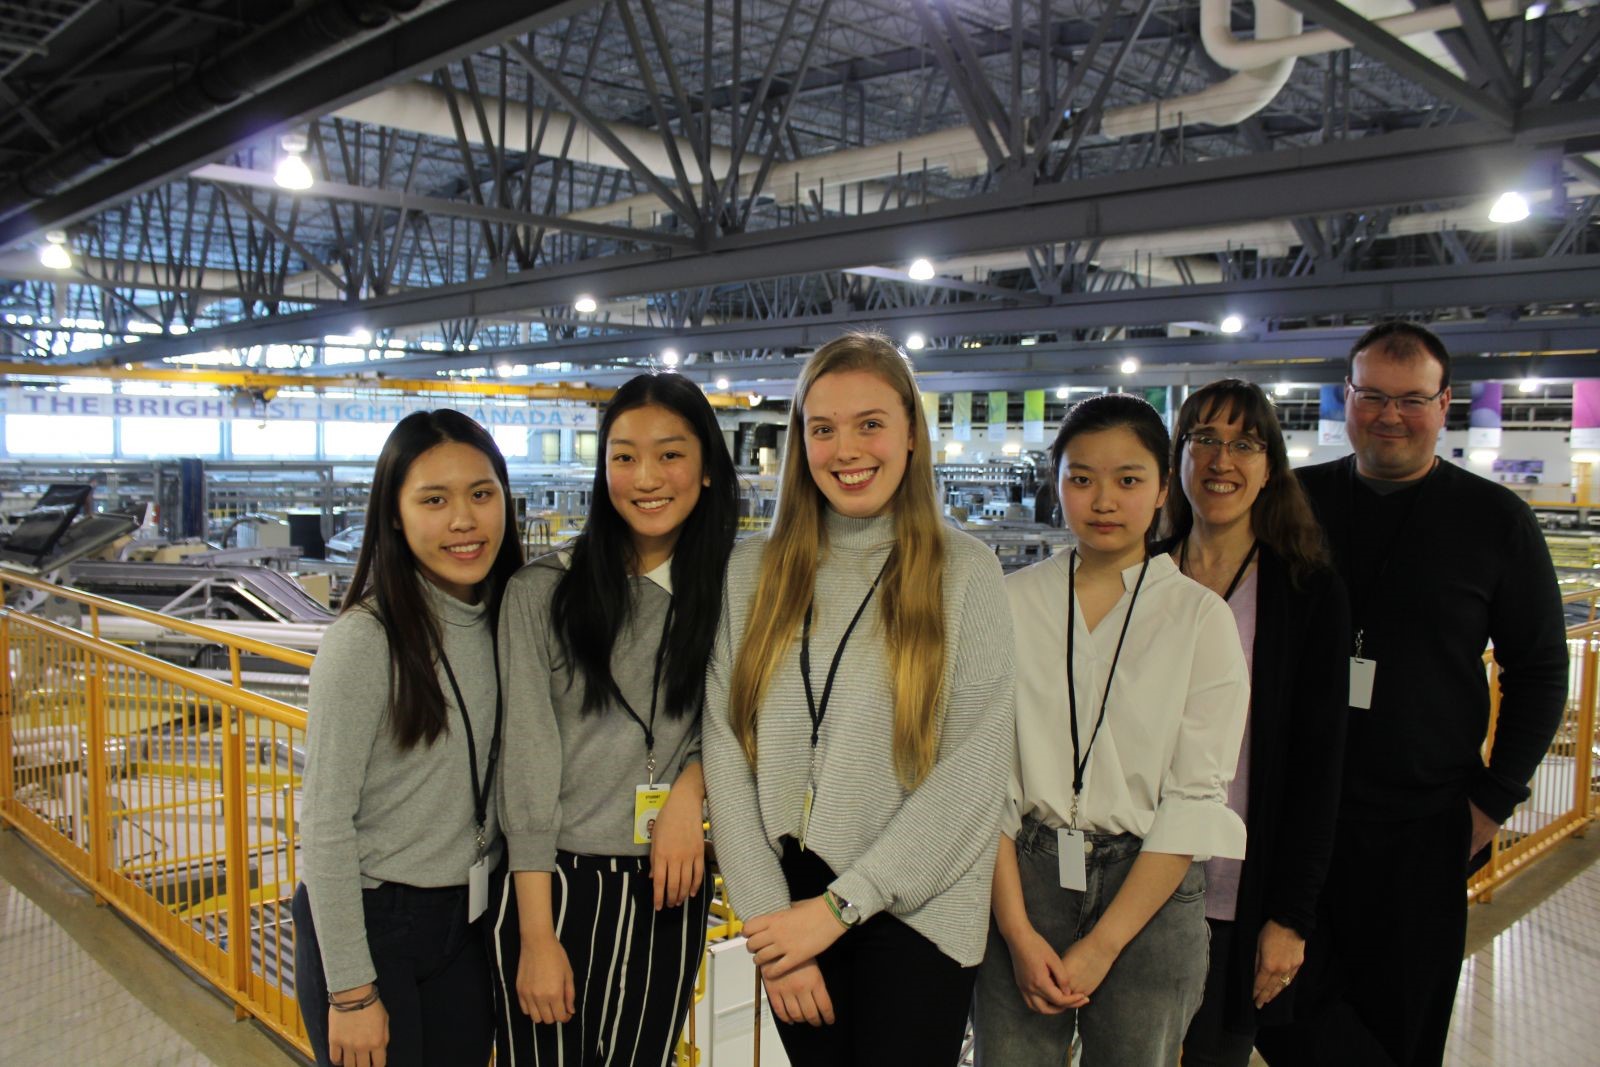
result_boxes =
[826,889,862,928]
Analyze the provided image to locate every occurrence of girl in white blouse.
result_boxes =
[972,393,1250,1067]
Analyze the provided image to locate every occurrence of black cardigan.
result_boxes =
[1296,456,1568,824]
[1215,543,1351,1030]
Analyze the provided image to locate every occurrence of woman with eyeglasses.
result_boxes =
[1167,379,1350,1066]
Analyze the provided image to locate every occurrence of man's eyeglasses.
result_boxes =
[1184,432,1268,459]
[1347,384,1446,416]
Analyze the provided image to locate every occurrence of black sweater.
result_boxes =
[1226,547,1350,1028]
[1297,456,1568,824]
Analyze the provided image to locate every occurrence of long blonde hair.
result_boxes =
[728,332,948,789]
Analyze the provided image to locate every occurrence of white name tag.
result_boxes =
[467,856,488,922]
[1349,657,1377,709]
[1057,827,1088,891]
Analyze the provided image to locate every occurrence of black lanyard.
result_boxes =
[439,637,503,857]
[1179,538,1259,602]
[611,603,675,783]
[800,560,889,750]
[1066,550,1150,821]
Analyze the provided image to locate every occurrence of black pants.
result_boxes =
[1255,803,1471,1067]
[488,851,709,1067]
[292,881,493,1067]
[1182,918,1258,1067]
[774,837,977,1067]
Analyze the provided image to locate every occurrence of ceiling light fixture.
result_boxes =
[661,348,680,367]
[274,133,314,191]
[1119,357,1140,375]
[1220,314,1244,334]
[1055,386,1069,399]
[1488,191,1529,224]
[1274,381,1291,397]
[1518,377,1538,394]
[908,258,936,281]
[573,294,598,314]
[39,231,71,270]
[905,332,926,351]
[716,376,730,390]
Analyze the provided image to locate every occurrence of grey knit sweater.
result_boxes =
[300,577,502,991]
[497,552,701,870]
[703,509,1016,966]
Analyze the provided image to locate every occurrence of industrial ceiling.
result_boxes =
[0,0,1596,395]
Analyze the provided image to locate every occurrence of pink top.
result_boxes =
[1205,564,1257,921]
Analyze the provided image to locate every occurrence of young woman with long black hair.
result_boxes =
[1169,380,1349,1066]
[703,332,1016,1066]
[971,393,1250,1067]
[491,372,738,1066]
[294,409,523,1067]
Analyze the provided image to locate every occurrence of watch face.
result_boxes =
[841,903,861,926]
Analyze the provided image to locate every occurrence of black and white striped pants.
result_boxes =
[490,851,709,1067]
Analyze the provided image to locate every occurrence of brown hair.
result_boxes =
[727,331,948,789]
[1163,379,1329,586]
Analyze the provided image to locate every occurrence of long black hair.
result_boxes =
[345,409,524,749]
[1162,378,1329,585]
[1048,392,1171,541]
[552,373,739,719]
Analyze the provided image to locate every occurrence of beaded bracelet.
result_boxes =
[329,984,381,1013]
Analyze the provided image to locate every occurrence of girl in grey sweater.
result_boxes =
[491,373,738,1067]
[293,410,523,1067]
[703,333,1017,1066]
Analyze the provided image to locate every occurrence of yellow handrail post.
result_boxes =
[222,703,253,1019]
[0,611,13,817]
[1578,638,1599,834]
[85,646,111,903]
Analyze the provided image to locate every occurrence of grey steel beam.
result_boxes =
[505,319,1600,393]
[300,256,1600,377]
[1278,0,1516,125]
[1532,15,1600,104]
[193,167,694,251]
[59,118,1581,365]
[0,0,598,250]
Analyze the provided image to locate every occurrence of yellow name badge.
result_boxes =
[634,784,671,844]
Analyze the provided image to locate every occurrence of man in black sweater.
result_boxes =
[1255,323,1568,1067]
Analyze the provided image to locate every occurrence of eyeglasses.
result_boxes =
[1347,384,1446,416]
[1184,432,1268,458]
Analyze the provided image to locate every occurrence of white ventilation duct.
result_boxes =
[1102,0,1302,138]
[1203,0,1525,70]
[1100,0,1528,138]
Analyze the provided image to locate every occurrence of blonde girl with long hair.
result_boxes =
[703,332,1016,1066]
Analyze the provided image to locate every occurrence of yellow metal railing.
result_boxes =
[4,567,1594,1061]
[1,570,313,1053]
[1468,587,1600,902]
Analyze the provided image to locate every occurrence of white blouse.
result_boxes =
[1004,551,1249,861]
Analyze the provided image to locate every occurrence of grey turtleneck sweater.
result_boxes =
[497,552,701,870]
[703,509,1017,966]
[299,577,502,991]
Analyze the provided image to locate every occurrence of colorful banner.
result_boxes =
[0,387,596,428]
[1468,382,1502,448]
[920,391,940,442]
[1573,380,1600,449]
[1143,386,1169,425]
[1023,390,1045,444]
[1317,384,1347,447]
[987,391,1008,442]
[951,391,972,442]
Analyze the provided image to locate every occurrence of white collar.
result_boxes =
[640,556,673,595]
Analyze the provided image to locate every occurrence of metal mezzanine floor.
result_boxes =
[2,827,1598,1067]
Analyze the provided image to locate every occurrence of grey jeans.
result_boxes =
[971,818,1210,1067]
